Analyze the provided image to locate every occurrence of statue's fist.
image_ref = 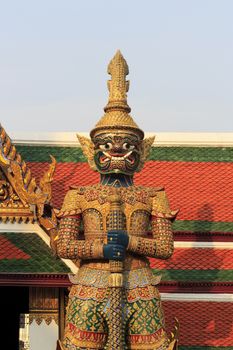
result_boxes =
[103,244,126,261]
[107,230,129,248]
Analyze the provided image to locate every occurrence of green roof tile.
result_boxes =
[153,269,233,282]
[0,232,70,273]
[16,145,86,163]
[15,145,233,163]
[173,220,233,232]
[149,146,233,163]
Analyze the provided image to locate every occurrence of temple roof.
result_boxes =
[1,130,233,348]
[151,246,233,292]
[164,299,233,348]
[0,131,233,291]
[16,139,233,232]
[0,232,69,273]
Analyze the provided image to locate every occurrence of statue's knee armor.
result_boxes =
[63,289,107,350]
[126,296,169,349]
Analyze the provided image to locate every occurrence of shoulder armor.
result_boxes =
[57,188,82,217]
[69,184,101,203]
[152,188,179,219]
[121,185,163,205]
[148,186,164,197]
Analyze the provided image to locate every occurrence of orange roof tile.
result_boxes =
[164,301,233,346]
[0,236,30,260]
[150,248,233,270]
[28,160,233,224]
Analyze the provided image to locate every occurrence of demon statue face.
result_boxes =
[77,51,154,175]
[92,131,141,175]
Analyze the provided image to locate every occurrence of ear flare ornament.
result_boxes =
[136,136,155,172]
[76,134,97,171]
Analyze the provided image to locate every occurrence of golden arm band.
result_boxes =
[127,217,174,259]
[56,216,104,260]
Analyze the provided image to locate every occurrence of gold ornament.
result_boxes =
[0,125,57,224]
[76,134,97,171]
[77,51,155,173]
[137,135,155,172]
[90,50,144,140]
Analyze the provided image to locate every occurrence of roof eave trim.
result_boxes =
[8,132,233,147]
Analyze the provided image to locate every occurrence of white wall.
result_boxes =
[29,320,58,350]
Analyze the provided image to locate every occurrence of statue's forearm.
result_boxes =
[127,235,157,257]
[56,216,104,259]
[127,217,174,259]
[57,238,104,259]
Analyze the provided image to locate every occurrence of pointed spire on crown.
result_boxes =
[104,50,131,113]
[90,51,144,140]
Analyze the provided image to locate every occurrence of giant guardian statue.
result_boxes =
[56,51,179,350]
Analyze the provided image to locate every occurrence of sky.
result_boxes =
[0,0,233,133]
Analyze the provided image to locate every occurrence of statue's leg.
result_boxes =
[127,291,169,350]
[62,286,107,350]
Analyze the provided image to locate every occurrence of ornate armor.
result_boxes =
[56,51,178,350]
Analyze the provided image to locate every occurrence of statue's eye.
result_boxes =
[99,143,112,150]
[123,143,135,150]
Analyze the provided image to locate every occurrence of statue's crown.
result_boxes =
[90,50,144,139]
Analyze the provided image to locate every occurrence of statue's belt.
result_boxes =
[69,266,161,289]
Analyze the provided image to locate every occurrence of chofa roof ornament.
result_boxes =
[0,124,57,223]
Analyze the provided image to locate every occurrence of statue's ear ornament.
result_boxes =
[76,134,97,171]
[137,135,155,172]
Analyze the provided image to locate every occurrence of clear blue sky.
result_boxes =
[0,0,233,132]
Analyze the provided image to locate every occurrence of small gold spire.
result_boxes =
[104,50,131,113]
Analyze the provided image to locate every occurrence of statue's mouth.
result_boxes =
[100,151,135,164]
[95,148,140,174]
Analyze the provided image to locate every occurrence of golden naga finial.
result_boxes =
[104,50,131,113]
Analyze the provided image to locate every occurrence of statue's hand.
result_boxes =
[107,230,129,248]
[103,244,126,261]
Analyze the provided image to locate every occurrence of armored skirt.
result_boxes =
[63,265,169,350]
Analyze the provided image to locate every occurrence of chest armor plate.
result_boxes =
[78,185,156,241]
